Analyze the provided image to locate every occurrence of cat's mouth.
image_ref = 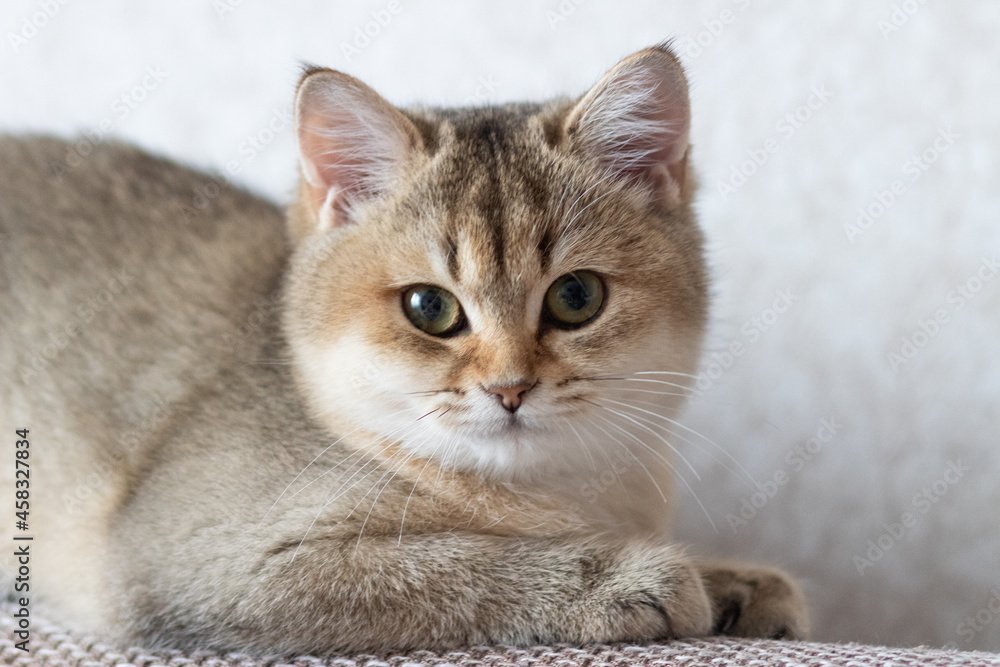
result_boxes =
[448,413,527,434]
[431,404,538,438]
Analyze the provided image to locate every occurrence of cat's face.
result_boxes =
[284,47,707,480]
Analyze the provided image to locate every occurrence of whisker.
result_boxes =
[353,449,419,555]
[603,396,756,485]
[256,422,367,529]
[563,417,598,471]
[291,414,421,499]
[398,445,444,545]
[614,377,695,391]
[606,386,692,398]
[289,436,389,499]
[582,413,668,504]
[417,407,441,421]
[343,449,411,522]
[593,412,718,533]
[592,400,700,480]
[631,370,700,379]
[602,384,745,408]
[601,395,758,488]
[289,421,426,564]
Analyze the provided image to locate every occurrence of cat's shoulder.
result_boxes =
[0,134,283,234]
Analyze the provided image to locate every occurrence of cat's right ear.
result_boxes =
[294,67,422,233]
[562,44,692,206]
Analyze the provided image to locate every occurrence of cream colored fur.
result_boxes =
[0,46,807,654]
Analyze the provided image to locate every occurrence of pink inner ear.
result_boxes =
[299,108,369,201]
[571,52,691,200]
[298,103,385,227]
[295,73,417,227]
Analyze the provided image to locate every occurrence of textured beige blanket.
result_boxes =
[3,603,998,667]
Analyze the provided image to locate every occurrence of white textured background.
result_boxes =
[2,0,998,652]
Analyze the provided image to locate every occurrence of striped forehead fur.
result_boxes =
[283,45,707,480]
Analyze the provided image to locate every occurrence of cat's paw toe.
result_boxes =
[583,544,713,641]
[699,562,810,641]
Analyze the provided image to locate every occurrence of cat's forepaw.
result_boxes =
[698,562,810,640]
[574,543,713,641]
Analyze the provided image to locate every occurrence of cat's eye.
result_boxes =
[402,285,466,337]
[544,271,605,328]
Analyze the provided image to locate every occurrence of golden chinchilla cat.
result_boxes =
[0,45,807,654]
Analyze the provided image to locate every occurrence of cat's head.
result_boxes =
[283,45,707,480]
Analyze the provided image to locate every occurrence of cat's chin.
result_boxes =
[390,418,598,482]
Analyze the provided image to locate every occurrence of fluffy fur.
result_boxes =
[0,46,807,654]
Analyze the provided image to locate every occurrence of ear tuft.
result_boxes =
[565,45,691,204]
[295,68,421,230]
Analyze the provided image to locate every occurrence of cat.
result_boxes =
[0,44,808,654]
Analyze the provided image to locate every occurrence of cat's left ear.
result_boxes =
[294,67,423,232]
[564,44,692,205]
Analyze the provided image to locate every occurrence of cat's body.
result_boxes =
[0,46,807,653]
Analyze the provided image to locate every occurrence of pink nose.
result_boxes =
[483,381,535,413]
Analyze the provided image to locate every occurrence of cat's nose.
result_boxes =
[483,380,536,413]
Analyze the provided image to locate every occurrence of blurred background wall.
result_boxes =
[1,0,997,651]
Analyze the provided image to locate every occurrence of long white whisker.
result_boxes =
[257,421,377,528]
[398,444,444,546]
[593,400,700,480]
[563,417,598,471]
[353,449,419,555]
[615,377,697,391]
[320,421,428,509]
[606,386,693,398]
[583,414,668,504]
[602,394,756,482]
[290,416,418,498]
[288,451,385,565]
[603,384,745,408]
[288,419,425,564]
[593,412,717,533]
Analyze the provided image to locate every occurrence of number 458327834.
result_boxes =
[15,429,29,530]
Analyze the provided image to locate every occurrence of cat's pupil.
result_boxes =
[559,277,590,311]
[414,289,443,321]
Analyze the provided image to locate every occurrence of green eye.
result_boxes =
[544,271,605,328]
[402,285,466,337]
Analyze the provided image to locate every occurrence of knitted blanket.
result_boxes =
[3,603,998,667]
